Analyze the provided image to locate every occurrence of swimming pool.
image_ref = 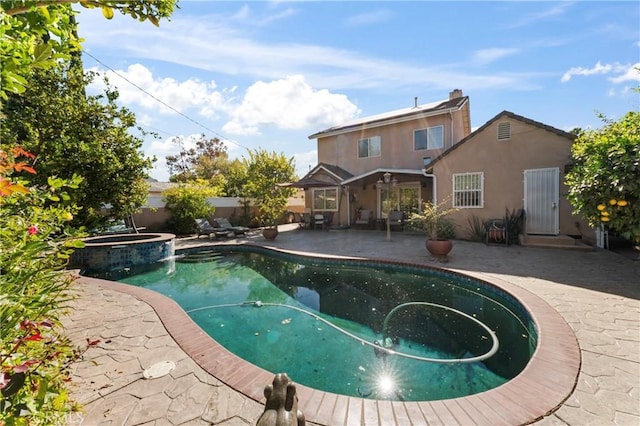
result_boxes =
[89,245,536,402]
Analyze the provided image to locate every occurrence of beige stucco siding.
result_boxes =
[317,111,466,176]
[433,117,582,238]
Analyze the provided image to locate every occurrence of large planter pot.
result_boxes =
[262,227,279,241]
[426,239,453,259]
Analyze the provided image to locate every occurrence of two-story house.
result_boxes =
[296,89,591,246]
[299,89,471,227]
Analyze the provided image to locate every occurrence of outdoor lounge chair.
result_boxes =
[196,218,231,239]
[213,217,251,236]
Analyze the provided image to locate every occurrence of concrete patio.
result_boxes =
[63,224,639,425]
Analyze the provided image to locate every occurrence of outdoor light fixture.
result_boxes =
[377,172,397,241]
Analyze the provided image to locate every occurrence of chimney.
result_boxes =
[449,89,463,100]
[414,96,418,108]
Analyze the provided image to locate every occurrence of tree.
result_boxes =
[242,148,297,228]
[0,1,176,421]
[162,180,217,235]
[224,158,249,197]
[566,111,640,244]
[0,0,177,100]
[166,134,228,183]
[1,62,154,228]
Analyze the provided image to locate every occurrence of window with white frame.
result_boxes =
[358,136,381,158]
[313,187,338,211]
[453,172,483,208]
[414,126,444,150]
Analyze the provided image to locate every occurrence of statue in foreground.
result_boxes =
[256,373,305,426]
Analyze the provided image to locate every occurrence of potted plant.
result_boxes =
[408,201,457,259]
[259,193,288,240]
[242,149,297,241]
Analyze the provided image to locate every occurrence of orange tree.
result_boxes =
[566,111,640,244]
[1,0,177,101]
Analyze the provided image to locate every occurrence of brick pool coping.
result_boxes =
[77,244,580,425]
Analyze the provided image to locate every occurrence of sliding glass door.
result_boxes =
[378,185,420,218]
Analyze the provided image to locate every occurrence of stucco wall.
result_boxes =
[132,194,305,232]
[432,116,588,238]
[317,111,467,176]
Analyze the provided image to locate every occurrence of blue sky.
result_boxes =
[76,1,640,182]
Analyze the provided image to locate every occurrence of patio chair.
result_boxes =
[314,214,325,230]
[196,218,231,239]
[323,212,334,228]
[354,209,373,229]
[300,212,312,229]
[213,217,251,236]
[388,210,404,231]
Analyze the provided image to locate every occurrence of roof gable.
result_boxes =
[426,110,576,170]
[301,162,353,182]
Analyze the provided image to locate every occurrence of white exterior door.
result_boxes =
[524,168,559,235]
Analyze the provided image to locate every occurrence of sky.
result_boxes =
[75,1,640,182]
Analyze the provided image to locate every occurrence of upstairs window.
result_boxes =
[497,122,511,140]
[414,125,444,150]
[453,172,483,208]
[358,136,381,158]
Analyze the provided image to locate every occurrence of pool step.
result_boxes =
[177,251,223,263]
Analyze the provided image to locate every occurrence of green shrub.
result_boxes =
[163,180,216,235]
[504,207,525,245]
[408,201,457,240]
[1,147,86,424]
[466,215,487,242]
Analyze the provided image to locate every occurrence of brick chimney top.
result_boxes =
[449,89,463,100]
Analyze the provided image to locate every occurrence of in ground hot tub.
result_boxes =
[70,233,175,272]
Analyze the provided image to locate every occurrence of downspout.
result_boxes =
[422,171,437,206]
[449,110,454,149]
[345,185,351,226]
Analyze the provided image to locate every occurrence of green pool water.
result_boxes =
[89,247,536,401]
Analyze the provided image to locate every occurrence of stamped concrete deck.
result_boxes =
[63,224,639,425]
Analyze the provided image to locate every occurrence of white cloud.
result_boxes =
[148,133,204,157]
[136,113,154,127]
[222,75,360,135]
[345,9,393,27]
[230,3,297,26]
[608,63,640,84]
[86,64,231,119]
[78,9,536,93]
[293,150,318,178]
[507,3,573,29]
[561,61,612,82]
[471,48,520,66]
[561,61,639,83]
